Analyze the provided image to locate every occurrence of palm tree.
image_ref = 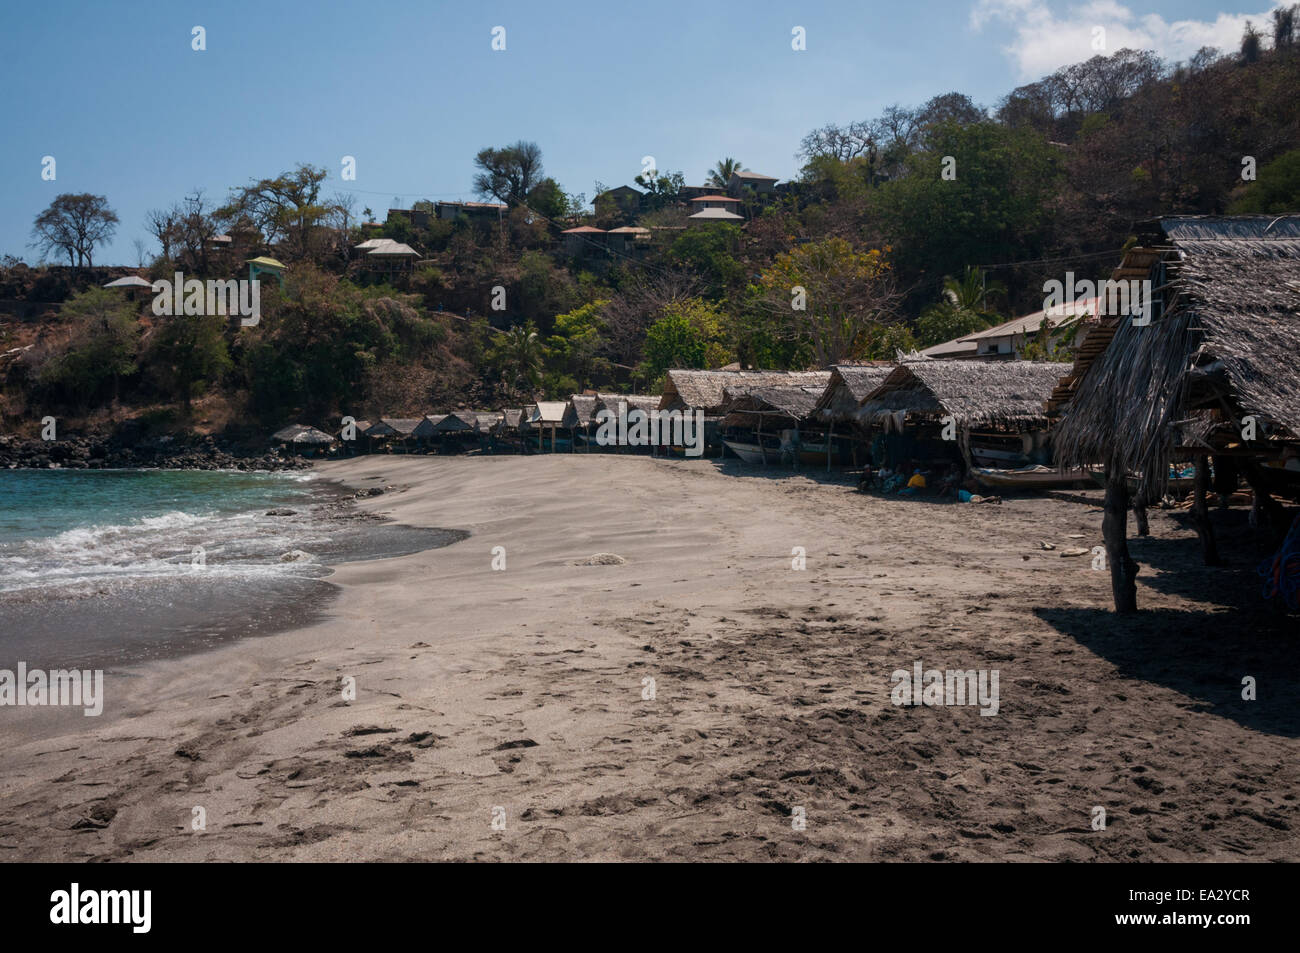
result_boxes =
[706,158,745,190]
[941,266,1004,316]
[497,322,544,397]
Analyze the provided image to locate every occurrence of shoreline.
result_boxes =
[1,455,1296,861]
[0,468,466,676]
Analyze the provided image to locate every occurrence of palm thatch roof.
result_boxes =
[337,419,371,438]
[495,408,524,432]
[720,383,826,428]
[857,360,1064,428]
[271,424,336,445]
[596,393,661,416]
[660,369,831,414]
[566,395,599,429]
[412,414,447,438]
[813,363,895,422]
[439,411,480,432]
[1053,215,1300,489]
[367,417,422,438]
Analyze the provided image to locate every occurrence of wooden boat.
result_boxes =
[970,445,1029,467]
[1089,466,1195,495]
[974,465,1094,489]
[722,439,771,464]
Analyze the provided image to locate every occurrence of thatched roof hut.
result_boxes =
[720,384,826,429]
[566,395,599,430]
[1053,215,1300,491]
[411,415,447,439]
[660,369,831,415]
[438,411,480,433]
[858,360,1064,430]
[366,417,422,439]
[595,393,661,417]
[336,419,371,439]
[1049,214,1300,613]
[495,408,524,433]
[271,424,336,446]
[813,363,894,423]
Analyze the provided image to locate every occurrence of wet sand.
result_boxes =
[0,455,1296,861]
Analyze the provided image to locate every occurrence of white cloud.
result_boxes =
[971,0,1282,79]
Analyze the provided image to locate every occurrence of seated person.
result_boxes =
[899,468,927,495]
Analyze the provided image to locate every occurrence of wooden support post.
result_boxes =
[1133,489,1149,537]
[1241,462,1286,532]
[1103,467,1140,613]
[1191,453,1223,566]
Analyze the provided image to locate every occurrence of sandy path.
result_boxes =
[1,454,1296,861]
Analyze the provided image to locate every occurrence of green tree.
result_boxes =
[473,141,545,205]
[147,314,232,412]
[641,298,729,378]
[546,300,608,388]
[30,193,119,268]
[39,288,138,405]
[668,224,745,295]
[493,322,545,396]
[1230,147,1300,212]
[633,169,686,211]
[758,238,899,365]
[219,165,340,261]
[867,121,1061,305]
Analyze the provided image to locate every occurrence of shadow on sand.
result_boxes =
[1036,505,1299,737]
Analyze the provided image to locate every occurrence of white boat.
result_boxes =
[723,440,771,464]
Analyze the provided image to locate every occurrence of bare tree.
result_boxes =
[798,121,874,162]
[145,206,180,262]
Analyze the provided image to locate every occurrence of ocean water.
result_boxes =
[0,469,463,668]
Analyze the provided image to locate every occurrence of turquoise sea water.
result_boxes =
[0,468,316,546]
[0,469,321,595]
[0,468,462,668]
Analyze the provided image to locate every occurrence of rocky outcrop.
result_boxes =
[0,431,311,471]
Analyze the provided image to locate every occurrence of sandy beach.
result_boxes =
[1,454,1297,862]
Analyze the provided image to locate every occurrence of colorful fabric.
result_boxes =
[1258,512,1300,611]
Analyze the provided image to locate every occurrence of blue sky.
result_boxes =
[0,0,1282,263]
